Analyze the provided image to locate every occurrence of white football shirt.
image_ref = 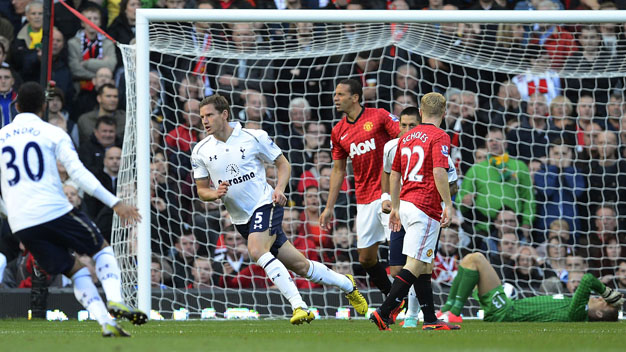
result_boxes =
[0,113,120,232]
[191,122,281,225]
[383,138,457,182]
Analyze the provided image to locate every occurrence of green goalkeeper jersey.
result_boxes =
[479,273,605,322]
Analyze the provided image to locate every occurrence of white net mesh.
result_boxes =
[115,17,626,318]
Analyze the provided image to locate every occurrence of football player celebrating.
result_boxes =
[192,95,368,324]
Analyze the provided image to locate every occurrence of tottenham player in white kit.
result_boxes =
[191,95,367,324]
[381,106,459,328]
[0,83,143,337]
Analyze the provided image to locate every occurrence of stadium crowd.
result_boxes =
[0,0,626,310]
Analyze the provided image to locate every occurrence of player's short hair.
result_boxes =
[95,115,117,129]
[97,83,117,96]
[338,79,362,101]
[17,82,46,114]
[588,305,619,322]
[200,94,231,118]
[399,106,420,124]
[420,92,446,117]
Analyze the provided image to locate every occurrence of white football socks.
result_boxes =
[93,246,123,303]
[72,267,112,326]
[305,260,353,293]
[257,252,307,310]
[406,285,421,319]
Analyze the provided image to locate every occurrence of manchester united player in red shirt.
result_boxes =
[370,92,459,331]
[320,79,400,297]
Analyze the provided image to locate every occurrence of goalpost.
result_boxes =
[116,9,626,318]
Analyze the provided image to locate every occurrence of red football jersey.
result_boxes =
[331,108,400,204]
[391,123,450,221]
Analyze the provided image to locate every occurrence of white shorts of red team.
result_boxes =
[398,200,441,263]
[356,199,391,249]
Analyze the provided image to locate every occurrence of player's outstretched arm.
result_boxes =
[272,155,290,206]
[320,158,346,230]
[196,177,229,202]
[434,167,453,228]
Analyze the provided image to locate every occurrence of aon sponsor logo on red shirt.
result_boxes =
[349,138,376,158]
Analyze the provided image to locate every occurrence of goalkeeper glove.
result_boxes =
[602,287,625,307]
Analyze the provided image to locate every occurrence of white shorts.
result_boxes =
[399,200,440,263]
[356,199,389,249]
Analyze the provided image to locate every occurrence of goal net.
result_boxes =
[115,9,626,319]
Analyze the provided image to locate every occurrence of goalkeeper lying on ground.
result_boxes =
[439,253,624,322]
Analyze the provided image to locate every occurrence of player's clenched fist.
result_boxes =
[216,181,230,198]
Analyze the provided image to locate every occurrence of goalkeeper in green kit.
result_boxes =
[438,253,624,322]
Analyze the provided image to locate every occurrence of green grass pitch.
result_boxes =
[1,319,625,352]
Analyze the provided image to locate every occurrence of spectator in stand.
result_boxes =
[46,27,76,111]
[276,97,312,155]
[580,205,619,266]
[190,257,218,289]
[68,4,117,99]
[77,83,126,145]
[72,66,114,121]
[505,246,544,297]
[78,115,121,173]
[565,25,617,112]
[282,207,320,262]
[606,93,624,133]
[63,180,87,214]
[83,146,121,220]
[528,0,577,70]
[214,22,275,101]
[458,128,534,238]
[533,141,585,241]
[165,98,202,153]
[334,48,386,108]
[433,223,460,290]
[108,0,141,72]
[170,231,199,289]
[151,256,170,289]
[289,122,328,183]
[10,0,43,83]
[507,93,556,162]
[46,86,79,147]
[549,95,577,146]
[484,80,521,131]
[390,91,418,118]
[489,232,519,279]
[456,90,489,174]
[511,48,561,107]
[329,223,364,280]
[300,185,333,251]
[565,270,585,294]
[0,40,8,68]
[610,260,626,290]
[583,131,626,230]
[595,235,626,285]
[238,89,283,138]
[390,64,418,108]
[214,227,249,286]
[0,66,17,127]
[486,208,529,253]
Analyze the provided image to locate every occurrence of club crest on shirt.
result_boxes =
[226,164,240,177]
[363,121,373,132]
[427,249,433,257]
[441,145,449,157]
